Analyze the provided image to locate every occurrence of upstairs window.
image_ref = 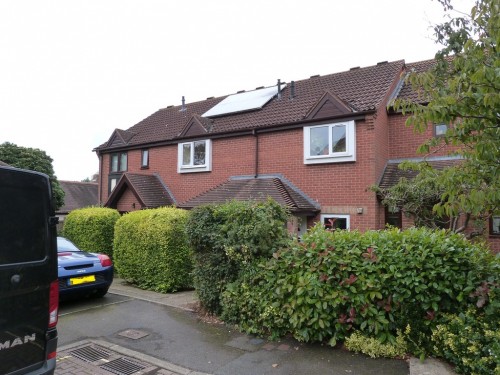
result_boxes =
[178,139,211,173]
[110,152,127,172]
[141,149,149,169]
[304,121,355,164]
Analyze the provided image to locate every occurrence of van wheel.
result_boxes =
[94,287,109,298]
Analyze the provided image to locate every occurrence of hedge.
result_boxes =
[221,224,498,369]
[186,199,290,314]
[113,207,192,292]
[63,207,120,257]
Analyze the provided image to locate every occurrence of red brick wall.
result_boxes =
[388,114,461,158]
[488,237,500,254]
[116,188,140,212]
[100,121,383,233]
[256,120,380,232]
[99,112,497,252]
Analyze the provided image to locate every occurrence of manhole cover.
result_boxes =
[118,329,150,340]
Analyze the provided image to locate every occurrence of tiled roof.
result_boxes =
[58,181,98,214]
[178,175,320,215]
[379,157,463,189]
[393,56,455,103]
[96,60,405,151]
[105,173,174,209]
[394,58,438,103]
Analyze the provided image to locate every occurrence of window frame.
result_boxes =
[177,139,212,173]
[304,120,356,164]
[434,123,448,137]
[490,215,500,237]
[110,152,128,172]
[108,176,118,194]
[141,149,149,169]
[385,207,402,228]
[320,214,350,231]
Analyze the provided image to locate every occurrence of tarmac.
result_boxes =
[55,278,458,375]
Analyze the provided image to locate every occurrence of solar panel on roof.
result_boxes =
[202,84,286,118]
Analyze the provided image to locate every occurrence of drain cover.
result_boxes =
[100,357,148,375]
[118,329,150,340]
[69,345,112,362]
[66,343,158,375]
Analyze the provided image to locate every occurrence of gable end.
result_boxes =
[305,91,353,121]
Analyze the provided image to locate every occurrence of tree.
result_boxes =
[389,0,499,230]
[82,172,99,183]
[0,142,65,209]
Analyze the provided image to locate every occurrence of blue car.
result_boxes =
[57,237,114,299]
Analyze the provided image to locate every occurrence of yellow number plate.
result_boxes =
[69,275,96,286]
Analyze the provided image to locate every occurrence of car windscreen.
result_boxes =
[0,185,48,264]
[57,237,80,252]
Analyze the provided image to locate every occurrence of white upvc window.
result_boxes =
[177,139,212,173]
[304,120,356,164]
[320,214,350,230]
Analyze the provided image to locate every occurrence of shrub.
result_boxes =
[432,296,499,375]
[344,330,407,358]
[113,207,192,292]
[63,207,120,257]
[221,224,497,353]
[186,199,290,314]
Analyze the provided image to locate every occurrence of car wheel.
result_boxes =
[93,287,109,298]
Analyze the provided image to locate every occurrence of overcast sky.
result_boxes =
[0,0,473,181]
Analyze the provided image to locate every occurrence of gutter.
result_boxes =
[95,111,373,154]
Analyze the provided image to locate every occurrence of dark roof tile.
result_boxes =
[178,176,319,214]
[105,173,175,209]
[96,60,405,151]
[395,56,455,103]
[379,158,463,189]
[58,181,98,214]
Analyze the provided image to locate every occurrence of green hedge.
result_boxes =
[186,199,290,314]
[63,207,120,257]
[221,225,498,360]
[113,207,192,292]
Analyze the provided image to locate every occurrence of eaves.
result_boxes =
[95,110,374,155]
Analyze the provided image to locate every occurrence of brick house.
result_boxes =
[94,59,499,252]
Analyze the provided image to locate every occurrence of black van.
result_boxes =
[0,166,58,374]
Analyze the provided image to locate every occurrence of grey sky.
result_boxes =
[0,0,473,181]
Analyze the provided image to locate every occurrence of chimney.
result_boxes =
[180,96,186,112]
[277,79,281,100]
[289,81,295,100]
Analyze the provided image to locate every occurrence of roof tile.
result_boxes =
[96,60,405,151]
[178,176,319,214]
[58,181,98,214]
[379,158,463,189]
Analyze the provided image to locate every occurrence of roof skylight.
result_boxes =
[202,84,286,118]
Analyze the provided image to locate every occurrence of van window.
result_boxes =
[0,185,47,264]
